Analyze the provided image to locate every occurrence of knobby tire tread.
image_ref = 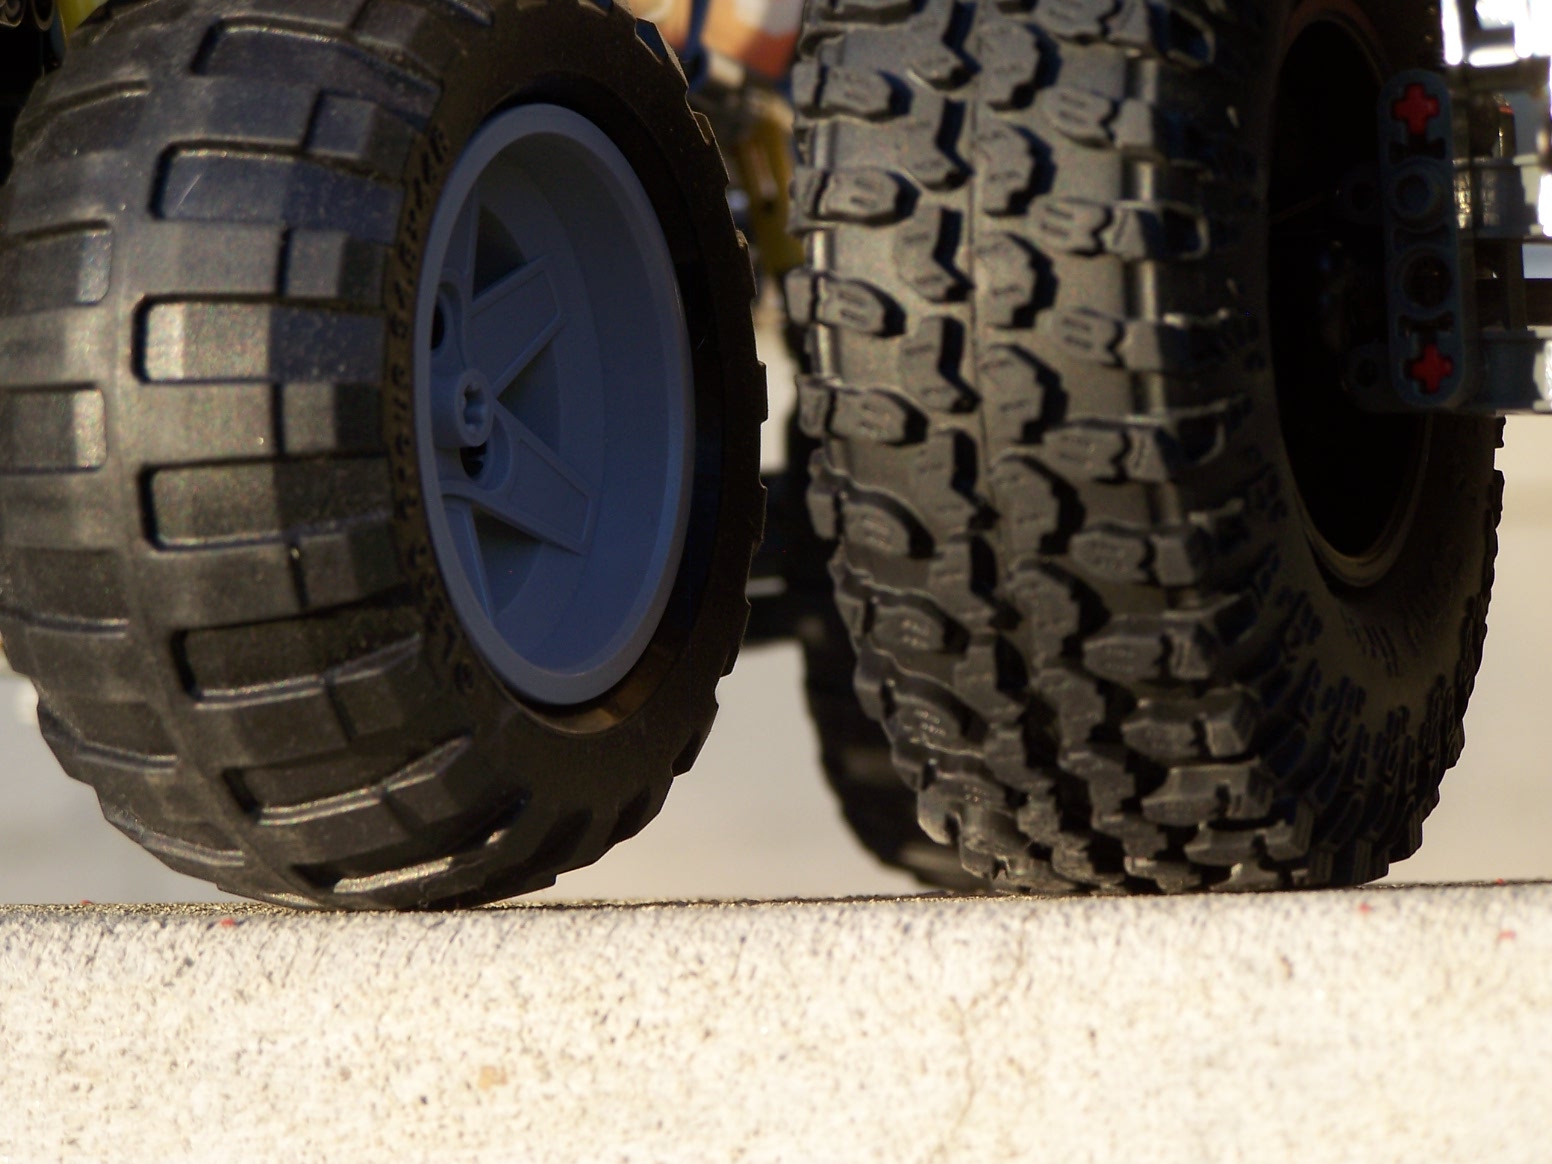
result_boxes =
[790,0,1501,893]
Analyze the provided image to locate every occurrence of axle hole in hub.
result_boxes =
[1402,251,1453,312]
[460,443,489,479]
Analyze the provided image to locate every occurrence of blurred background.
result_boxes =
[3,302,1550,905]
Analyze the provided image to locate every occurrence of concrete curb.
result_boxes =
[2,884,1549,1163]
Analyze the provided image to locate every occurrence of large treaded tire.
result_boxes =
[789,0,1501,893]
[779,418,982,889]
[0,0,763,908]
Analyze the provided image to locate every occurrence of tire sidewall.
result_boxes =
[1245,0,1499,871]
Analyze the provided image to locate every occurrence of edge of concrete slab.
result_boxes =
[2,883,1548,1164]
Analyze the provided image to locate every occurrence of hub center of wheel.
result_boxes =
[442,369,496,450]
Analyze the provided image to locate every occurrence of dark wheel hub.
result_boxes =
[1269,17,1430,588]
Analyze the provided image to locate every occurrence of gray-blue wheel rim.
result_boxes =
[415,104,695,706]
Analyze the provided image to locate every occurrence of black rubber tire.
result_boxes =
[778,416,982,889]
[788,0,1502,893]
[0,0,763,908]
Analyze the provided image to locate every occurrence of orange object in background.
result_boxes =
[633,0,802,80]
[634,0,693,50]
[703,0,803,79]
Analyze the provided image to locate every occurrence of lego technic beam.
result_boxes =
[1356,0,1552,413]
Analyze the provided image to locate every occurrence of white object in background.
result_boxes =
[1442,2,1552,231]
[12,679,37,728]
[1450,0,1552,62]
[0,643,37,726]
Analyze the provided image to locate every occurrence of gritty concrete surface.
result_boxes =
[0,884,1548,1164]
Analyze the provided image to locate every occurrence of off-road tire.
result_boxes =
[789,0,1501,893]
[778,418,980,888]
[0,0,763,908]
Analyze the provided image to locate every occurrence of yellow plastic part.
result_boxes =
[728,91,805,283]
[60,0,109,35]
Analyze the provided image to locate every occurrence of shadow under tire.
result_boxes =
[0,0,763,908]
[789,0,1500,894]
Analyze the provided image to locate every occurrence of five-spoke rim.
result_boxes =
[415,104,694,705]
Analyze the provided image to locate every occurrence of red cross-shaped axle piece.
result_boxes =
[1408,342,1454,396]
[1393,83,1441,138]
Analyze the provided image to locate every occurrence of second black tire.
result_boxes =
[0,0,763,907]
[789,0,1501,892]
